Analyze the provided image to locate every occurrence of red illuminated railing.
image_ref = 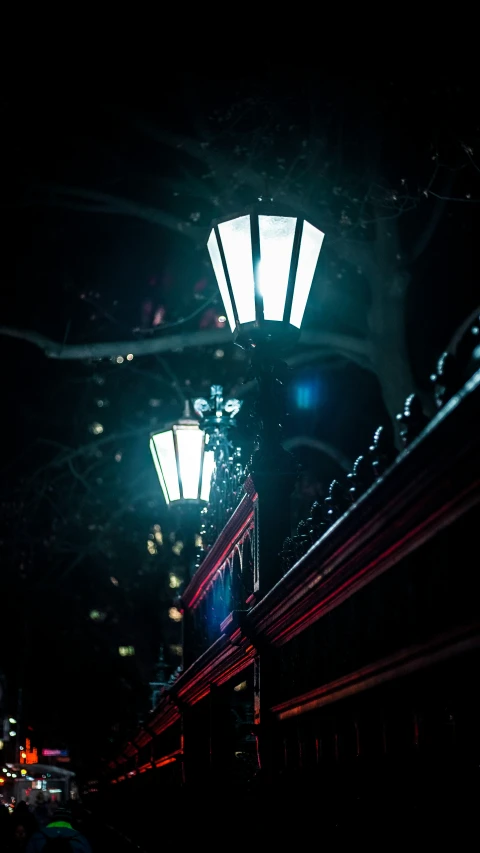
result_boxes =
[108,348,480,791]
[182,477,257,665]
[249,369,480,648]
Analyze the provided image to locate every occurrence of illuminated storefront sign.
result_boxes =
[20,739,38,765]
[42,749,69,757]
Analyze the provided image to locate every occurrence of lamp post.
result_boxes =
[149,390,243,692]
[207,201,325,588]
[207,201,325,784]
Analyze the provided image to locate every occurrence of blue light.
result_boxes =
[293,378,321,410]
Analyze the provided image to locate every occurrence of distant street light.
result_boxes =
[207,201,324,349]
[8,718,16,725]
[150,404,215,506]
[150,389,242,507]
[149,388,242,592]
[9,731,16,738]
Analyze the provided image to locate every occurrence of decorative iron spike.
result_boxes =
[307,500,327,544]
[369,425,396,477]
[396,393,429,446]
[431,351,462,409]
[455,314,480,383]
[431,315,480,409]
[324,479,349,523]
[347,454,376,502]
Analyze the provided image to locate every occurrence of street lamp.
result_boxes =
[150,389,242,508]
[207,201,324,350]
[150,404,215,506]
[207,201,326,601]
[207,201,325,452]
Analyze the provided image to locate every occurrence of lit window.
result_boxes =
[89,610,106,622]
[118,646,135,657]
[168,607,183,622]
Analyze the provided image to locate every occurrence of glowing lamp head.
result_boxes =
[207,203,324,349]
[150,418,215,506]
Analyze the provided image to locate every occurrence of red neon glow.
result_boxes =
[137,749,182,775]
[260,481,480,646]
[20,739,38,765]
[185,502,255,608]
[271,623,480,721]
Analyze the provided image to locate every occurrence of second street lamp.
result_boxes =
[150,389,243,582]
[149,389,242,508]
[150,405,215,507]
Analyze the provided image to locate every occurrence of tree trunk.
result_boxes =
[368,272,418,442]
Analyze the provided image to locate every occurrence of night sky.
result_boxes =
[1,75,478,778]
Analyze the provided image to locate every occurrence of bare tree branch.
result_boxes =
[0,326,231,358]
[0,325,371,363]
[283,436,353,472]
[409,171,454,262]
[448,304,480,353]
[19,183,206,243]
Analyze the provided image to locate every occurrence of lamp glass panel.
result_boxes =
[218,215,256,324]
[149,438,170,505]
[290,221,325,328]
[200,449,216,502]
[207,230,236,332]
[258,215,297,320]
[175,425,204,500]
[150,430,180,503]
